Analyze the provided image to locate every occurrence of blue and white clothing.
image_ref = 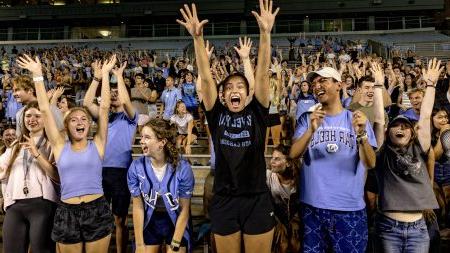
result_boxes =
[295,94,316,121]
[127,157,194,249]
[400,108,420,122]
[161,88,182,120]
[181,82,198,112]
[293,109,377,211]
[103,112,138,169]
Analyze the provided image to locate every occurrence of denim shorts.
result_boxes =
[51,196,114,244]
[143,211,187,246]
[434,162,450,186]
[375,213,429,253]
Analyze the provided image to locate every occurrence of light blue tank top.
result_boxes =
[57,141,103,200]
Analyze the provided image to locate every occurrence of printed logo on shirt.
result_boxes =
[218,114,253,148]
[310,127,355,150]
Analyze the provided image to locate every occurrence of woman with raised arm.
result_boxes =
[371,60,441,253]
[177,1,279,253]
[17,54,115,253]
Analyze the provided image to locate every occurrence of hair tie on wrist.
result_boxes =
[93,77,101,82]
[32,76,44,82]
[426,85,436,88]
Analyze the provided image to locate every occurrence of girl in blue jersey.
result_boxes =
[18,54,115,253]
[128,118,194,253]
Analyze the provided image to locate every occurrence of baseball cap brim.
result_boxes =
[306,67,342,83]
[388,115,414,129]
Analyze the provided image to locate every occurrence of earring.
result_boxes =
[159,145,163,150]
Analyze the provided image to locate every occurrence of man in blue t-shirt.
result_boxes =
[84,61,137,253]
[400,88,423,122]
[290,67,377,253]
[160,75,182,120]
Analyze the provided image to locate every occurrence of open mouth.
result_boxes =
[230,95,241,107]
[394,131,405,138]
[316,91,325,98]
[367,93,374,98]
[142,146,149,153]
[76,127,85,134]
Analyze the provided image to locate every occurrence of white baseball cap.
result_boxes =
[306,67,342,83]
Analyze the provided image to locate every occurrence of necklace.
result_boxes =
[22,135,45,196]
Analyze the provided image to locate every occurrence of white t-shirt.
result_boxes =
[170,113,193,135]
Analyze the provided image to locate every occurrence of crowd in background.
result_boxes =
[0,1,449,252]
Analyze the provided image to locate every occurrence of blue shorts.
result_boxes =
[143,211,187,246]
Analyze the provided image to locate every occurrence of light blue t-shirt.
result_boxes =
[103,112,138,169]
[294,109,377,211]
[161,88,182,120]
[400,108,420,122]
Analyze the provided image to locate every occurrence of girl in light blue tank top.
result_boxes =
[21,54,117,253]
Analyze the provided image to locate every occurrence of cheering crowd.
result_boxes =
[1,1,450,253]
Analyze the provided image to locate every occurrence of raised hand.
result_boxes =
[370,62,385,86]
[352,110,368,135]
[46,89,55,100]
[310,105,325,132]
[204,40,215,60]
[92,60,102,79]
[16,54,43,77]
[53,86,65,100]
[20,135,40,158]
[251,0,280,34]
[176,3,208,37]
[101,54,117,75]
[422,58,444,86]
[112,61,128,77]
[233,37,253,59]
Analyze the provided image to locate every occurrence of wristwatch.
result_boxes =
[356,130,368,144]
[170,239,181,252]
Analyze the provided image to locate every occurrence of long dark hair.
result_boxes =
[272,144,299,186]
[431,106,450,147]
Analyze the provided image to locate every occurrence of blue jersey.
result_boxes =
[181,82,198,110]
[294,109,377,211]
[127,156,194,249]
[161,88,182,120]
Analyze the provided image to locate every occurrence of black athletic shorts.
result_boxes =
[209,192,275,236]
[102,167,131,217]
[51,196,114,244]
[267,113,281,127]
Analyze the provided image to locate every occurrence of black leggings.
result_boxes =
[3,197,56,253]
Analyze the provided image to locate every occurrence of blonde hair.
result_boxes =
[63,107,93,142]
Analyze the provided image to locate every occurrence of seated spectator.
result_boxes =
[170,101,197,155]
[266,145,300,253]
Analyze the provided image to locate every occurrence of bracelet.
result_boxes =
[426,85,436,88]
[374,85,384,89]
[34,153,41,159]
[32,76,44,82]
[93,77,101,82]
[171,239,181,246]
